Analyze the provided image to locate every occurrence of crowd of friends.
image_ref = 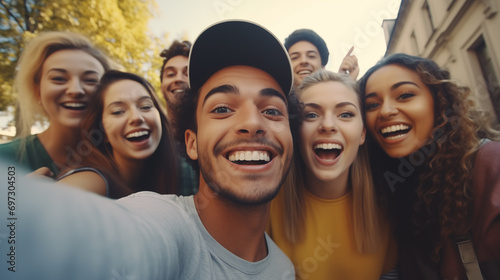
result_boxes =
[0,20,499,280]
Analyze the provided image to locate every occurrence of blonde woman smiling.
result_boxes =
[0,32,112,176]
[268,70,397,279]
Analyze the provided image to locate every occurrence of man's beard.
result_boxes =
[197,140,291,206]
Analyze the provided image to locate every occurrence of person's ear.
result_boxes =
[35,84,41,102]
[360,127,366,146]
[185,129,198,160]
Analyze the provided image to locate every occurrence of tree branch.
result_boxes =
[22,0,32,32]
[0,0,27,32]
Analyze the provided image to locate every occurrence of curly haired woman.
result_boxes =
[359,53,500,279]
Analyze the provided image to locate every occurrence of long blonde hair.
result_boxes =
[281,70,383,253]
[14,31,113,138]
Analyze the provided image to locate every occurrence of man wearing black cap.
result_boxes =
[284,29,359,86]
[1,20,295,280]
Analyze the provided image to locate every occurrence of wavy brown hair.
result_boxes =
[66,70,179,197]
[359,53,500,260]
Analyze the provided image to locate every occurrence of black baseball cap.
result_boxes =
[188,20,293,95]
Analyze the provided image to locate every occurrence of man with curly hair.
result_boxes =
[159,40,198,195]
[159,40,191,124]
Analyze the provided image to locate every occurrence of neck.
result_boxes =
[166,113,178,136]
[114,155,145,190]
[305,169,350,199]
[194,181,269,262]
[37,124,83,169]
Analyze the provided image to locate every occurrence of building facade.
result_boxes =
[384,0,500,122]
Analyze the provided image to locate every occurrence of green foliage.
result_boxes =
[0,0,166,113]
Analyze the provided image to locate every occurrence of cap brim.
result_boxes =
[189,20,293,95]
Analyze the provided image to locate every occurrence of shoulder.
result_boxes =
[472,140,500,202]
[57,167,108,196]
[118,193,197,227]
[265,233,295,277]
[471,141,500,261]
[476,139,500,157]
[473,141,500,185]
[0,138,23,155]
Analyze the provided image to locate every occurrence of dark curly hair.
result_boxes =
[358,53,500,261]
[159,40,191,82]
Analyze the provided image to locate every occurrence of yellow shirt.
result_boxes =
[268,189,397,280]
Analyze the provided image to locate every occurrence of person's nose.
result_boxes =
[129,107,145,126]
[66,78,85,97]
[319,112,338,133]
[235,104,266,137]
[379,99,399,118]
[298,54,309,66]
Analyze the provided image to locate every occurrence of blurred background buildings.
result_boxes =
[383,0,500,123]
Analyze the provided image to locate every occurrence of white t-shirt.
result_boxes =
[0,168,294,280]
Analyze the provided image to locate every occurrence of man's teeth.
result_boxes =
[126,131,149,139]
[172,89,184,94]
[298,70,311,75]
[228,151,270,162]
[313,143,342,150]
[63,102,85,108]
[381,124,410,134]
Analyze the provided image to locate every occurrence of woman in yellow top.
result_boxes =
[268,70,398,279]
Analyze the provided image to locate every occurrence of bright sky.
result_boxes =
[0,0,402,135]
[149,0,401,76]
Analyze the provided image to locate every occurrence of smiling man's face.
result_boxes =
[185,65,293,205]
[160,55,189,111]
[288,41,323,86]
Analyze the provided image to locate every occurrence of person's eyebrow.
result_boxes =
[163,66,177,72]
[47,68,68,74]
[391,81,420,90]
[303,102,321,110]
[365,81,421,99]
[260,88,287,104]
[106,95,151,109]
[47,68,100,75]
[303,101,358,110]
[203,84,239,106]
[136,96,153,103]
[336,101,359,111]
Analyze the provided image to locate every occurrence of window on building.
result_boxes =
[473,38,500,122]
[422,0,435,39]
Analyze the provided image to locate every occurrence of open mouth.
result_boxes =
[227,150,271,165]
[171,88,186,95]
[380,124,411,140]
[297,70,312,76]
[314,143,342,161]
[61,102,87,111]
[169,83,189,95]
[125,130,150,142]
